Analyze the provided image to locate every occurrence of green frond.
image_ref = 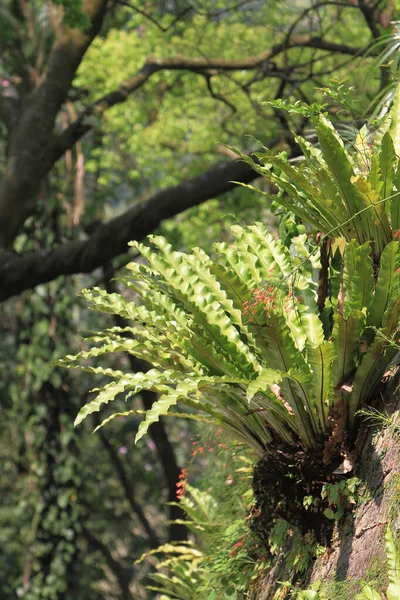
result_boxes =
[60,337,158,364]
[214,239,263,288]
[389,84,400,157]
[246,368,283,402]
[355,584,382,600]
[385,526,400,600]
[348,338,398,424]
[269,154,344,234]
[187,325,247,378]
[248,312,306,373]
[134,541,202,565]
[75,369,188,426]
[351,177,391,256]
[331,240,374,387]
[285,367,322,440]
[81,287,155,323]
[368,241,400,329]
[134,376,247,443]
[240,222,293,278]
[342,240,374,318]
[93,409,220,433]
[331,312,364,388]
[306,343,337,431]
[391,170,400,231]
[314,114,372,246]
[70,144,399,456]
[378,131,397,203]
[179,484,220,535]
[133,236,259,377]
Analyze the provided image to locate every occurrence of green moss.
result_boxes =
[320,579,361,599]
[388,472,400,521]
[364,555,389,594]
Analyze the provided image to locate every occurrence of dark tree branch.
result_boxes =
[284,1,376,45]
[0,154,265,301]
[0,88,20,132]
[114,1,192,32]
[0,0,109,247]
[82,526,134,600]
[204,75,237,114]
[95,417,161,548]
[358,0,383,39]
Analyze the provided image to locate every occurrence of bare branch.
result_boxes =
[95,416,161,548]
[53,34,364,159]
[284,1,373,45]
[357,0,383,39]
[204,75,237,114]
[82,526,134,600]
[114,1,192,32]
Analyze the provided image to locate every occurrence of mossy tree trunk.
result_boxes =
[254,374,400,600]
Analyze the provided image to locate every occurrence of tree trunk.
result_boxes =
[24,383,83,600]
[254,373,400,599]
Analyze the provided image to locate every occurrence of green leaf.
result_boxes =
[75,369,186,426]
[342,240,374,318]
[349,338,398,423]
[386,526,400,600]
[134,376,243,443]
[246,368,283,401]
[270,154,344,233]
[307,343,336,431]
[323,508,335,520]
[368,241,400,329]
[297,591,321,600]
[378,131,397,203]
[94,409,220,432]
[354,583,382,600]
[389,84,400,157]
[391,169,400,232]
[314,114,373,245]
[331,312,364,388]
[285,367,322,439]
[351,177,391,257]
[134,236,259,377]
[135,541,202,565]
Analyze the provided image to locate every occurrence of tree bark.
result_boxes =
[0,0,108,247]
[253,374,400,599]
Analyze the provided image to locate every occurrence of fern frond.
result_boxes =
[386,526,400,600]
[75,369,188,426]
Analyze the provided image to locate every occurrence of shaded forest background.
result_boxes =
[0,1,398,598]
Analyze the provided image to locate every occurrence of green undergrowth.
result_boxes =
[387,470,400,522]
[136,440,267,599]
[136,438,328,600]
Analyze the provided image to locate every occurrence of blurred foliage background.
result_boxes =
[0,0,398,597]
